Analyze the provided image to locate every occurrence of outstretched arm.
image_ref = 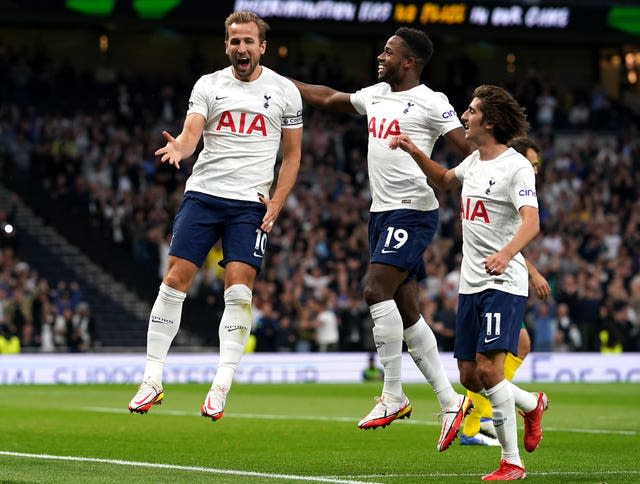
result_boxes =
[444,126,475,157]
[389,134,460,190]
[154,113,205,169]
[290,79,357,114]
[259,126,303,233]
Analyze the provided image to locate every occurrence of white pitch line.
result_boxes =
[339,470,640,479]
[532,470,640,476]
[83,406,638,436]
[0,451,380,484]
[6,450,636,483]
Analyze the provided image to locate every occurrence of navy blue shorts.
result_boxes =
[454,289,526,361]
[368,209,438,282]
[169,191,267,270]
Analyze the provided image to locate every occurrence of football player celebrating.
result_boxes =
[292,27,474,451]
[128,11,303,422]
[460,136,551,447]
[391,85,548,480]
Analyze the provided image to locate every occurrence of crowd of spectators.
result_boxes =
[1,40,639,354]
[0,193,98,353]
[0,245,97,354]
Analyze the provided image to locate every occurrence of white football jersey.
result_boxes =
[185,66,303,202]
[454,147,538,296]
[350,83,462,212]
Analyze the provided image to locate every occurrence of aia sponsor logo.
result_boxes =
[216,111,267,136]
[368,117,400,139]
[460,197,490,223]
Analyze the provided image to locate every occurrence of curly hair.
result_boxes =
[225,11,270,42]
[472,85,529,144]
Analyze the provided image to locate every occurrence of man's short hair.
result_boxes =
[225,11,270,42]
[394,27,434,67]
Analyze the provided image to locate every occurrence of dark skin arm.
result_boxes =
[291,79,474,159]
[443,126,474,158]
[389,134,460,190]
[389,126,473,189]
[289,79,357,114]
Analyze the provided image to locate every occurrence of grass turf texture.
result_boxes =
[0,383,638,483]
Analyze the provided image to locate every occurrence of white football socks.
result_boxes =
[143,282,186,385]
[370,300,404,399]
[212,284,253,391]
[484,379,522,467]
[507,381,538,412]
[404,316,457,409]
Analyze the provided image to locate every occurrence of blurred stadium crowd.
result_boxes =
[1,39,639,354]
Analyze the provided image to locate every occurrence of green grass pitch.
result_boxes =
[0,382,638,483]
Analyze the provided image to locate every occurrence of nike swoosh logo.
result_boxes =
[215,96,227,100]
[372,101,381,104]
[151,316,173,324]
[134,392,152,405]
[253,252,264,258]
[207,402,220,413]
[484,336,500,344]
[381,249,397,254]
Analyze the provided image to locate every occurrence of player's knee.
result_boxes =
[363,285,376,306]
[162,266,195,292]
[364,280,388,305]
[163,263,197,292]
[163,274,186,292]
[459,364,483,393]
[476,360,504,389]
[460,372,482,393]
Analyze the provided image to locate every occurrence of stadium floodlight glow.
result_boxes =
[65,0,182,19]
[66,0,116,16]
[608,7,640,35]
[133,0,182,19]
